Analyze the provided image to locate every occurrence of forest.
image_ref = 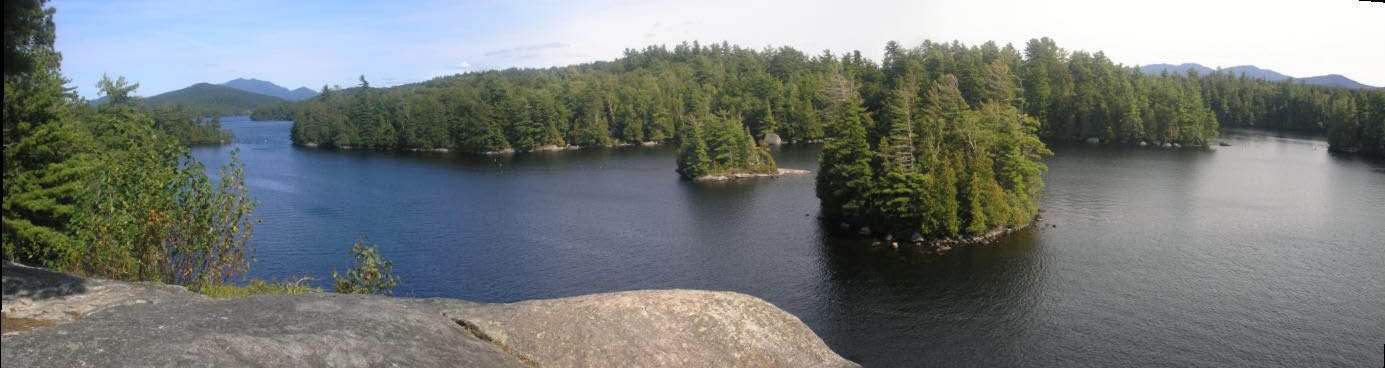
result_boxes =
[261,38,1382,158]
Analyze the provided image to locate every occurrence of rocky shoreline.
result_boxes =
[841,216,1039,254]
[1,262,856,367]
[695,168,813,181]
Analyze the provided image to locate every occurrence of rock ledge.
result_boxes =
[1,262,856,368]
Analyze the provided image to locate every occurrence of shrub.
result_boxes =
[333,237,400,295]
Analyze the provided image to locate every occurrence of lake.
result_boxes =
[192,117,1385,367]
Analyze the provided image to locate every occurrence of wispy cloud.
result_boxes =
[483,42,569,58]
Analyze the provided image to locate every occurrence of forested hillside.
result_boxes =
[145,82,286,117]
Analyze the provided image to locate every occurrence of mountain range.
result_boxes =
[221,78,318,101]
[1138,63,1378,89]
[143,83,287,115]
[93,78,317,116]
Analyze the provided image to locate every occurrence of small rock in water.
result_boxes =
[858,227,871,236]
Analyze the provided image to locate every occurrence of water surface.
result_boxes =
[193,118,1385,367]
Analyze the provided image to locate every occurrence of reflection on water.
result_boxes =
[193,117,1385,367]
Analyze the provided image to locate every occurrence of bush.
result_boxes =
[333,237,400,295]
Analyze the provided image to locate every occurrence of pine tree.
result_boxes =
[675,118,710,179]
[817,90,875,224]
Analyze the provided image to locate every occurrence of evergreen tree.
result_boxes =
[817,85,875,223]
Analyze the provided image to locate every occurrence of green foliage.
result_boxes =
[198,277,319,299]
[3,0,57,77]
[819,61,1052,239]
[333,237,401,295]
[816,75,875,223]
[150,105,231,145]
[3,0,254,290]
[267,38,1376,158]
[249,101,297,121]
[96,74,139,106]
[676,113,777,179]
[1019,39,1219,145]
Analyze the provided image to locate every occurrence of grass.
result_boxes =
[197,278,320,299]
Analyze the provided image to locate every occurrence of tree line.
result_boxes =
[1197,71,1384,155]
[261,38,1381,157]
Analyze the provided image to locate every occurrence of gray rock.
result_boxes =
[437,289,857,368]
[2,263,856,368]
[3,292,526,368]
[762,133,784,146]
[3,261,205,328]
[1085,137,1100,144]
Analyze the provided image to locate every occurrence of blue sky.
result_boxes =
[54,0,1385,99]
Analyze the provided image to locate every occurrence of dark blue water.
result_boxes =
[192,117,1385,367]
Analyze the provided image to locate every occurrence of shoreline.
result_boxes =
[842,215,1040,253]
[694,168,813,181]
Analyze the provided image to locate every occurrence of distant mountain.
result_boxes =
[1139,63,1378,89]
[1220,65,1290,82]
[287,87,318,100]
[145,83,286,116]
[1139,63,1214,76]
[221,78,318,101]
[1295,74,1376,90]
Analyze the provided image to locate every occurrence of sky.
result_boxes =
[53,0,1385,99]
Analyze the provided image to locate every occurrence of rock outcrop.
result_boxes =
[1,262,856,368]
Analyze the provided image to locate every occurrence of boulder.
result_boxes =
[1085,137,1100,144]
[437,290,858,368]
[762,133,784,146]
